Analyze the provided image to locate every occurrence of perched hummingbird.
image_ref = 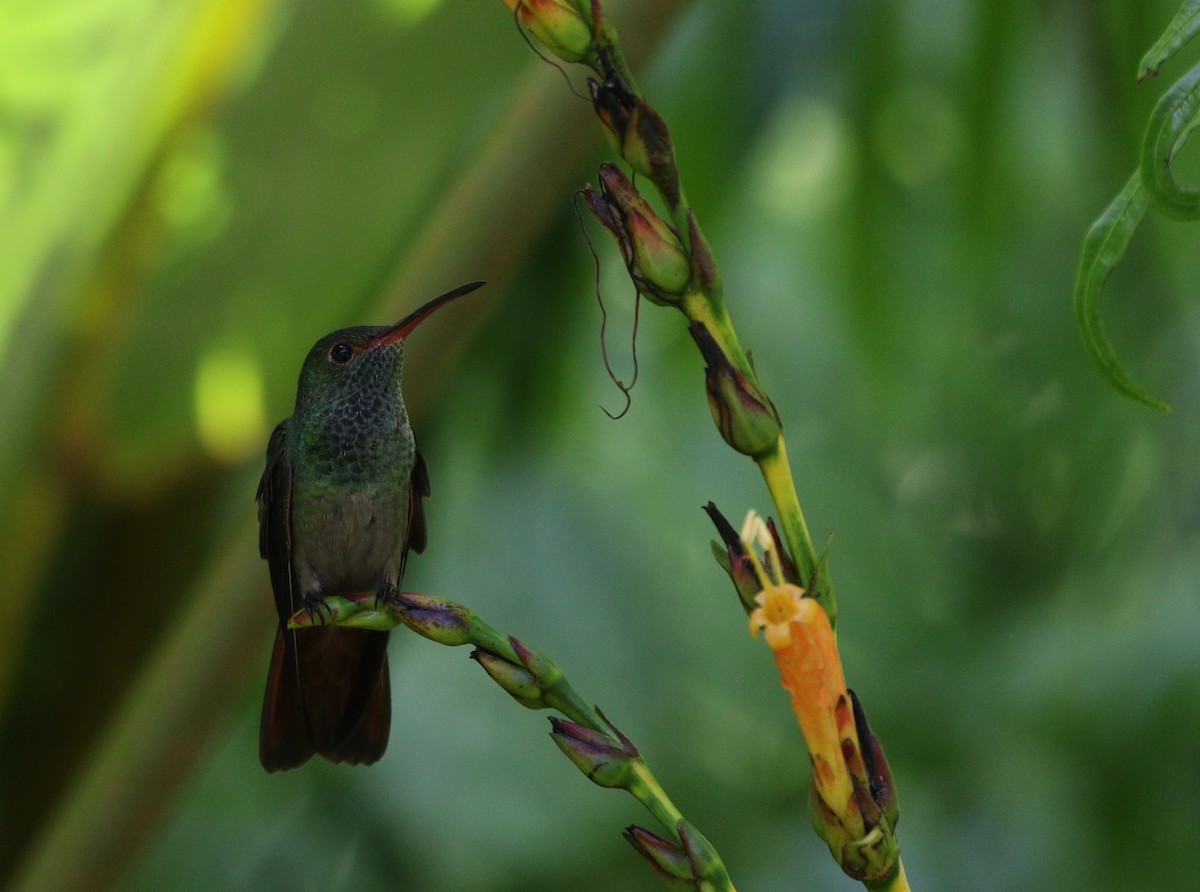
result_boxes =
[257,281,484,772]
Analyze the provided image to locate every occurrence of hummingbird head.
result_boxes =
[293,281,485,424]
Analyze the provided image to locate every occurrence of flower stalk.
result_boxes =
[514,0,834,620]
[289,593,736,891]
[499,0,908,885]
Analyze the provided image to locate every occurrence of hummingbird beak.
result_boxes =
[374,281,486,346]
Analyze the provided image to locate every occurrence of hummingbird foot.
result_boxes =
[375,581,400,610]
[302,593,337,626]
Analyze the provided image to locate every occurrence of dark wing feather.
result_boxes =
[398,446,430,581]
[257,419,315,771]
[257,419,296,622]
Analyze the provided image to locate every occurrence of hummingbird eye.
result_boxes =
[328,343,354,365]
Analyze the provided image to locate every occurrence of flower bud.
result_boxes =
[504,0,595,63]
[623,826,694,882]
[851,689,899,830]
[510,637,564,689]
[386,591,472,645]
[676,819,730,886]
[549,717,637,788]
[689,321,781,457]
[472,648,545,708]
[626,207,691,295]
[471,636,565,708]
[591,163,690,302]
[589,77,679,204]
[703,501,763,612]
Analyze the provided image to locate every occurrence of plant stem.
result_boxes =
[756,435,835,627]
[627,762,686,835]
[868,857,913,892]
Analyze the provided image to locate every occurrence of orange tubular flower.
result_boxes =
[753,587,864,835]
[741,509,904,884]
[743,508,865,838]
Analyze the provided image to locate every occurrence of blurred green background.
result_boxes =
[2,0,1198,889]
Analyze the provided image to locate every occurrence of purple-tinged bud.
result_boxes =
[511,637,564,688]
[851,689,899,829]
[386,591,472,646]
[588,77,679,205]
[587,163,690,304]
[626,207,690,295]
[676,819,730,886]
[471,636,565,708]
[703,501,762,612]
[549,717,637,788]
[503,0,595,64]
[587,74,680,206]
[690,321,781,458]
[623,826,694,882]
[472,648,545,708]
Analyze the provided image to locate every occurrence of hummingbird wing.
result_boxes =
[256,420,317,770]
[402,446,431,567]
[258,419,295,620]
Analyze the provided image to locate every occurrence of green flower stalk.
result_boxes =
[496,0,911,885]
[288,593,737,891]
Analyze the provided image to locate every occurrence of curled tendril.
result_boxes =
[1073,171,1169,413]
[1140,63,1200,220]
[574,189,641,419]
[1072,25,1200,413]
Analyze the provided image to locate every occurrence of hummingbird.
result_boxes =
[257,280,484,772]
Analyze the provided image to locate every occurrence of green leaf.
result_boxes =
[1140,63,1200,220]
[1073,171,1171,413]
[1138,0,1200,81]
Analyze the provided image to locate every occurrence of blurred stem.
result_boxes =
[756,436,832,622]
[627,763,686,838]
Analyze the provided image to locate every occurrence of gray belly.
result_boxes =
[291,487,409,597]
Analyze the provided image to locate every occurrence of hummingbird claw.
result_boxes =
[302,594,335,626]
[375,582,400,610]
